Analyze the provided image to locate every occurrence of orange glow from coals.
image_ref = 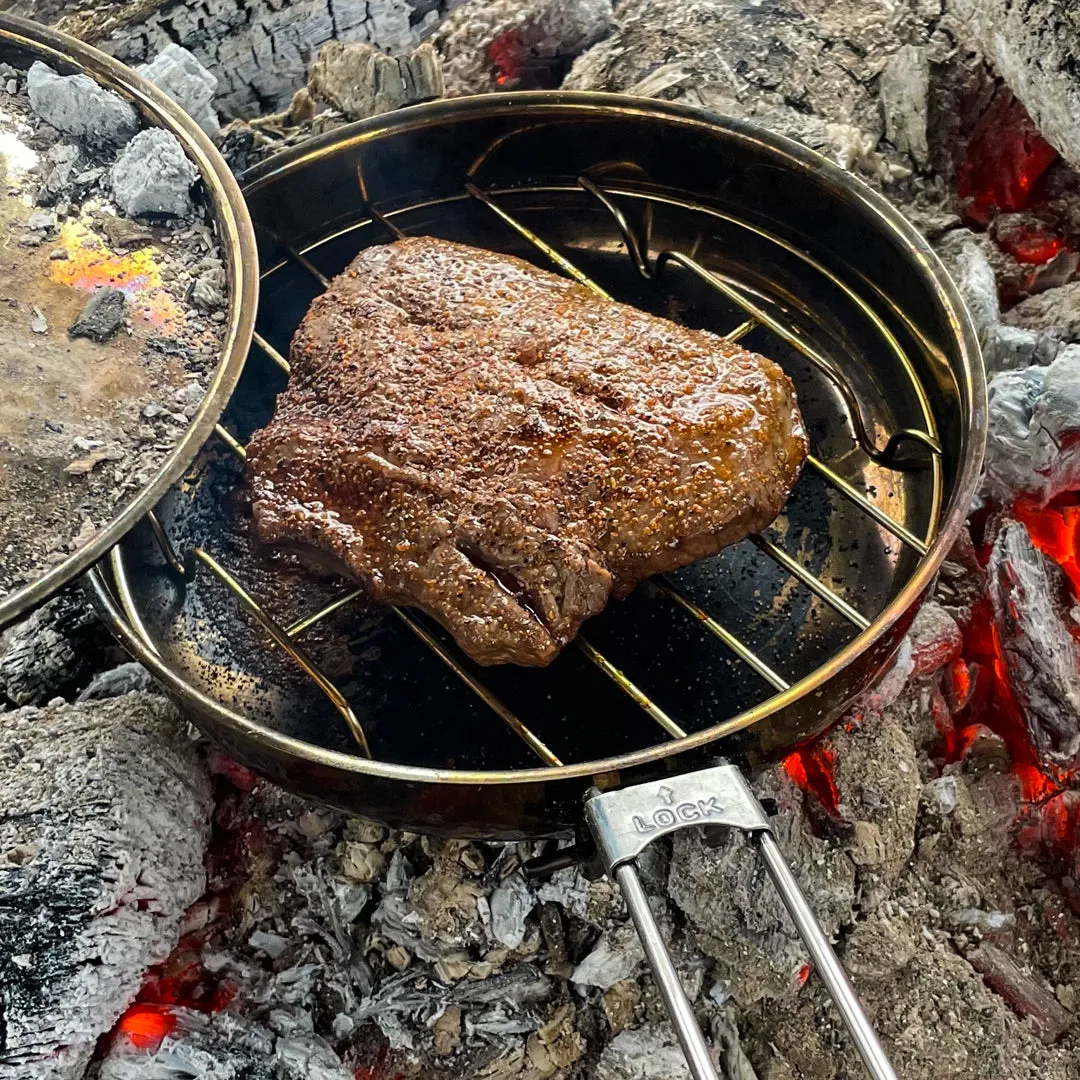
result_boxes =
[115,1003,176,1051]
[782,743,840,816]
[956,94,1058,218]
[995,225,1067,265]
[1017,790,1080,881]
[49,221,182,330]
[487,28,524,87]
[943,597,1062,802]
[1012,493,1080,602]
[797,963,813,986]
[943,499,1080,802]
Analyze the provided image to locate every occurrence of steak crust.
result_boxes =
[246,238,807,666]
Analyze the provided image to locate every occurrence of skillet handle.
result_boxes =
[584,763,897,1080]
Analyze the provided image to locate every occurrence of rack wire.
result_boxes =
[129,172,943,767]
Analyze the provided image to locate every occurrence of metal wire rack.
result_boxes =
[119,172,943,769]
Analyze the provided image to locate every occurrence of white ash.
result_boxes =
[952,0,1080,169]
[1004,280,1080,342]
[434,0,615,95]
[110,128,199,219]
[879,43,931,167]
[0,693,212,1080]
[26,61,138,147]
[983,345,1080,504]
[595,1023,696,1080]
[989,519,1080,768]
[136,43,221,138]
[97,1007,356,1080]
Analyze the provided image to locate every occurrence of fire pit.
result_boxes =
[83,94,984,1079]
[2,2,1080,1079]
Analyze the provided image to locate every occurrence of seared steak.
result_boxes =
[247,238,807,666]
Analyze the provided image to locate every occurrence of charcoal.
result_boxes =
[965,942,1074,1045]
[0,586,108,706]
[110,128,199,219]
[35,142,83,206]
[77,662,158,701]
[667,762,856,1004]
[880,43,931,165]
[563,0,925,183]
[570,922,644,990]
[1004,281,1080,342]
[596,1024,697,1080]
[136,43,220,137]
[68,286,127,343]
[0,694,211,1079]
[989,519,1080,769]
[952,0,1080,168]
[831,714,921,907]
[308,40,444,120]
[26,61,138,147]
[489,871,534,950]
[189,265,227,312]
[434,0,614,95]
[986,323,1061,373]
[907,600,963,677]
[983,346,1080,504]
[935,231,1000,347]
[97,1007,356,1079]
[66,0,441,119]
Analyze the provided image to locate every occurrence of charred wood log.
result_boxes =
[989,518,1080,772]
[308,40,443,120]
[0,585,120,708]
[11,0,456,119]
[950,0,1080,170]
[965,941,1074,1045]
[0,694,212,1079]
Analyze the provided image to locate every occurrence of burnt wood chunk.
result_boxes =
[966,941,1074,1045]
[0,694,212,1079]
[246,238,807,666]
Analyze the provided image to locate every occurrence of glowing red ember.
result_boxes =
[1011,493,1080,602]
[782,743,839,816]
[994,223,1066,265]
[487,28,526,87]
[957,92,1058,219]
[115,1003,176,1052]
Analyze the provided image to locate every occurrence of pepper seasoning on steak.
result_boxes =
[246,237,807,666]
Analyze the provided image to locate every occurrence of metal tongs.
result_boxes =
[585,763,898,1080]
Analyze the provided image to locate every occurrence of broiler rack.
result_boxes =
[108,167,945,770]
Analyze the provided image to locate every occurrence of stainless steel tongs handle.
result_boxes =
[584,763,898,1080]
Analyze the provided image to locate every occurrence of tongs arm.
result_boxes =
[584,763,897,1080]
